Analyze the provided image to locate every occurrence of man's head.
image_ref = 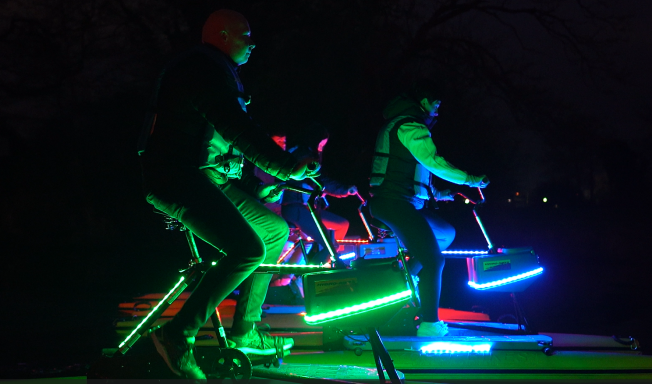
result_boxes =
[408,79,441,112]
[407,79,442,126]
[202,10,255,65]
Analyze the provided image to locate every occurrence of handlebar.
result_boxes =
[279,183,339,264]
[453,187,493,250]
[454,187,486,205]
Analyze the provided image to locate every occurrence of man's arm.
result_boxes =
[397,122,471,185]
[188,56,299,180]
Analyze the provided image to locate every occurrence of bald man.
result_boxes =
[139,9,318,380]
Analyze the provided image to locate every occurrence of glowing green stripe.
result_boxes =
[304,290,411,324]
[118,276,186,349]
[258,264,323,268]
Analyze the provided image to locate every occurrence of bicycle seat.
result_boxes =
[153,209,186,231]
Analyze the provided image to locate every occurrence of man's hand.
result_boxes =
[465,174,490,188]
[290,157,321,180]
[257,182,285,203]
[434,189,455,201]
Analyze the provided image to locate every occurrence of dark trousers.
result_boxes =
[142,165,288,337]
[368,196,455,322]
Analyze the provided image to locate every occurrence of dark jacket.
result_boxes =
[140,44,297,184]
[370,94,430,207]
[370,94,471,209]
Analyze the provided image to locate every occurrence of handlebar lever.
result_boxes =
[455,187,485,205]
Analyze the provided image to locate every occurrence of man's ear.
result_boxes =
[220,30,228,42]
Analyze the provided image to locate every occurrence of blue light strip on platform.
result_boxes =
[420,341,492,354]
[468,267,544,290]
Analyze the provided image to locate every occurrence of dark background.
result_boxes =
[2,0,651,377]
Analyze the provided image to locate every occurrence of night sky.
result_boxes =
[2,0,652,377]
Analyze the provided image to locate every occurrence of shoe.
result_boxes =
[417,321,449,337]
[149,324,207,381]
[229,328,294,357]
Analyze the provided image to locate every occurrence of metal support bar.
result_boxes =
[185,230,203,264]
[366,327,402,384]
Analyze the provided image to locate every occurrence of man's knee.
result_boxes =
[444,225,456,248]
[267,214,290,243]
[223,236,266,264]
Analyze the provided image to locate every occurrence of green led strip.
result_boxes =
[304,290,411,325]
[258,263,324,269]
[118,276,186,349]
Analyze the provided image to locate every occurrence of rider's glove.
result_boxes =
[290,158,321,180]
[433,189,455,201]
[465,174,490,188]
[257,182,285,203]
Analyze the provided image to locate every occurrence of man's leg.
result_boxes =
[144,171,265,378]
[368,197,445,322]
[220,183,294,351]
[423,210,456,251]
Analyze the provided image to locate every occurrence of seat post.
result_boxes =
[184,230,202,265]
[182,229,230,347]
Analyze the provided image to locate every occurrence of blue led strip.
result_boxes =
[338,252,356,260]
[420,341,492,354]
[468,267,544,290]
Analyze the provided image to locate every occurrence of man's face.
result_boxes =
[226,22,255,65]
[421,98,441,117]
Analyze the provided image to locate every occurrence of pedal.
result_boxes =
[245,348,290,368]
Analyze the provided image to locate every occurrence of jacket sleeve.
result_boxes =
[397,121,469,185]
[188,57,298,181]
[231,162,264,198]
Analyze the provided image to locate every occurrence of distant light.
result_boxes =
[515,192,520,196]
[543,197,548,203]
[420,341,492,354]
[554,204,558,209]
[507,198,512,203]
[464,199,470,204]
[211,261,217,266]
[468,267,544,290]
